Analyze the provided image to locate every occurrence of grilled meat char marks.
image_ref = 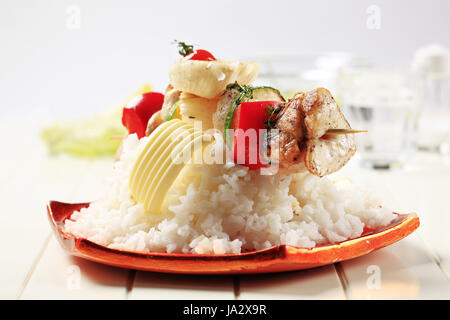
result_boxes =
[272,88,356,176]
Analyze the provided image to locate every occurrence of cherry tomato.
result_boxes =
[122,92,164,138]
[184,49,216,61]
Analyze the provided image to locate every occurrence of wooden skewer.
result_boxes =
[325,129,368,135]
[111,129,365,141]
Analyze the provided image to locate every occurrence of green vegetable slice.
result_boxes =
[41,107,126,157]
[251,86,285,102]
[166,100,180,121]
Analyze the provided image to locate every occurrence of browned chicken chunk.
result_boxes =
[145,110,164,136]
[272,88,356,176]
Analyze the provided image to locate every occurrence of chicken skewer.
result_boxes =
[146,83,360,177]
[214,87,358,177]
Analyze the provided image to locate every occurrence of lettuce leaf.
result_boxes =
[41,84,152,157]
[41,107,126,157]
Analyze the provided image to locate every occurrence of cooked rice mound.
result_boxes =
[64,134,396,254]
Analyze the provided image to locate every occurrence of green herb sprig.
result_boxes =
[264,103,285,129]
[173,40,194,56]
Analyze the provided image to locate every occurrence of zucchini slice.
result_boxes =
[250,86,285,102]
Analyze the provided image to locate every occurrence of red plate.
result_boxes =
[47,201,419,274]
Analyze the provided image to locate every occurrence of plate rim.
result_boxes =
[47,200,420,274]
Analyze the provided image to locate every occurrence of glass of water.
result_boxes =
[339,68,421,169]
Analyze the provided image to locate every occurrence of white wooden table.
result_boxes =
[1,117,450,300]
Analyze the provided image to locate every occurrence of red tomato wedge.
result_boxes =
[184,49,216,61]
[121,92,164,138]
[232,101,282,170]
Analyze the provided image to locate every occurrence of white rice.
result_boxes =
[64,134,396,254]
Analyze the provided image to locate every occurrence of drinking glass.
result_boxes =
[412,44,450,153]
[339,68,421,169]
[252,52,370,99]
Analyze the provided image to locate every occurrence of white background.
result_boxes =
[1,0,449,118]
[0,0,450,300]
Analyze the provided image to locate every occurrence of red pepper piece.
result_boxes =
[232,101,281,170]
[122,92,164,138]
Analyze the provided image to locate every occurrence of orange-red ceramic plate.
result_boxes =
[47,201,419,274]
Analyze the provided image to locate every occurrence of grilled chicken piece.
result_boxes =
[160,85,181,121]
[145,110,164,136]
[274,88,356,176]
[213,87,240,133]
[268,93,307,174]
[145,85,180,136]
